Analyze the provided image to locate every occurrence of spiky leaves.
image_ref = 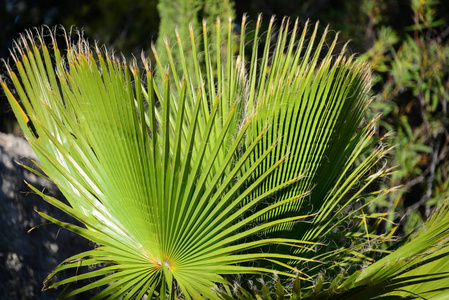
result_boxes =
[218,201,449,299]
[2,18,391,299]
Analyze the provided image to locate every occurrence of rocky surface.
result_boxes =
[0,132,91,299]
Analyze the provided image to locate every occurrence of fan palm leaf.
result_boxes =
[2,16,448,299]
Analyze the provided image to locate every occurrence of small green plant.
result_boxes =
[2,15,449,299]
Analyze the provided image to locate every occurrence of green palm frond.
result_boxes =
[222,201,449,299]
[332,201,449,300]
[2,16,449,299]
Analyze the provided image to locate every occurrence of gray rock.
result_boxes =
[0,132,92,299]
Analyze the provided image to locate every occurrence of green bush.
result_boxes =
[361,0,449,234]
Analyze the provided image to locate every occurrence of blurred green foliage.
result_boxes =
[360,0,449,234]
[156,0,234,73]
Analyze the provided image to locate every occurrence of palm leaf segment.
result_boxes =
[334,201,449,299]
[2,17,389,298]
